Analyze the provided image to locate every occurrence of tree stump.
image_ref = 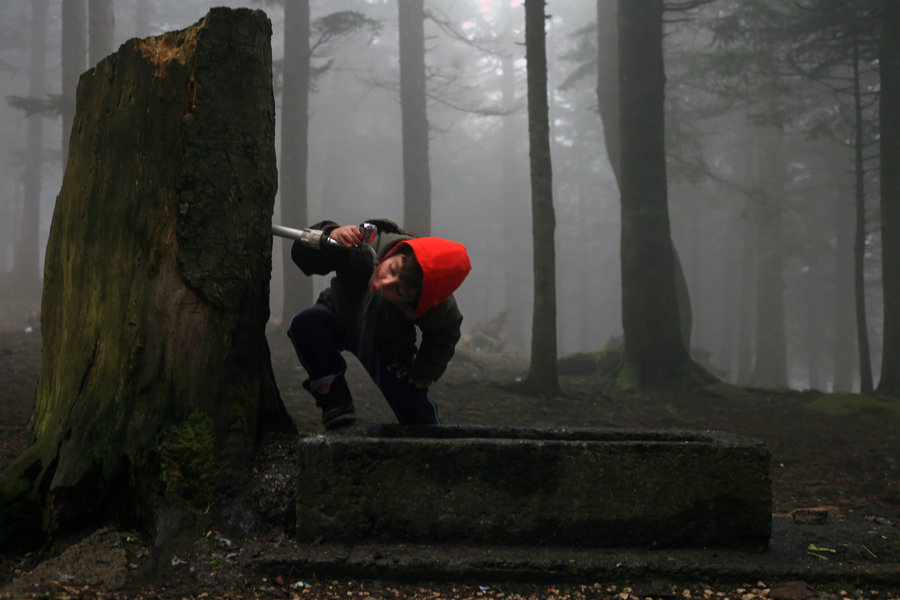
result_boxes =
[0,7,294,551]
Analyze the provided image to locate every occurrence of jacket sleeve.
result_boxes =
[411,295,464,384]
[290,220,344,276]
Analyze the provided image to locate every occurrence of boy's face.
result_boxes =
[370,254,418,304]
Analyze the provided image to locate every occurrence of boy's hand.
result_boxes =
[407,377,429,389]
[387,363,429,389]
[329,225,363,247]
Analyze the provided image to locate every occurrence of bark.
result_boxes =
[501,34,527,349]
[751,124,788,389]
[833,181,856,391]
[735,219,756,385]
[398,0,431,235]
[850,24,874,393]
[878,0,900,396]
[804,262,822,390]
[62,0,87,167]
[0,8,294,552]
[617,0,696,386]
[135,0,151,37]
[12,0,48,288]
[596,0,620,178]
[280,0,314,317]
[596,0,692,352]
[88,0,114,66]
[522,0,559,394]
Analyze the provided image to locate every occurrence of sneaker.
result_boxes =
[322,405,356,430]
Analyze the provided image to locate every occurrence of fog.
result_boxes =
[0,0,885,392]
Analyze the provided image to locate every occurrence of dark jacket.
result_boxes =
[291,219,469,385]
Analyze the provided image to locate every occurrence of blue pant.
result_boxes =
[287,306,439,424]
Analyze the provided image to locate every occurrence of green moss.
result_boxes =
[159,412,221,511]
[616,359,641,390]
[807,393,900,422]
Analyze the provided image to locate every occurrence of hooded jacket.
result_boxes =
[291,219,470,384]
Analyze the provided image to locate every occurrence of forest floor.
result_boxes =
[0,284,899,599]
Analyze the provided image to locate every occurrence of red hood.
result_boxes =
[383,237,471,319]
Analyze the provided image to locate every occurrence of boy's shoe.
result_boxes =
[304,373,357,430]
[321,405,357,430]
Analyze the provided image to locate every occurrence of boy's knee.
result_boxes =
[286,312,305,341]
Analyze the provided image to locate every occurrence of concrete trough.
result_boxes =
[296,425,772,550]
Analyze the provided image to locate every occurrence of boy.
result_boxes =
[287,219,471,429]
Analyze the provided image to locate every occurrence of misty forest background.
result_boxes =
[0,0,895,394]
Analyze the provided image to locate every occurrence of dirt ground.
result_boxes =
[1,296,899,599]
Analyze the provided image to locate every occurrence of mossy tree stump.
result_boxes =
[0,8,294,551]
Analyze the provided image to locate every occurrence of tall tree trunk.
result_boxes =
[751,124,788,389]
[501,49,527,349]
[12,0,48,288]
[617,0,698,386]
[833,184,856,392]
[135,0,152,37]
[735,218,756,385]
[805,263,822,390]
[878,0,900,396]
[398,0,431,235]
[88,0,114,66]
[0,8,294,554]
[597,0,692,353]
[280,0,313,319]
[851,25,874,393]
[596,0,620,178]
[522,0,559,395]
[62,0,87,168]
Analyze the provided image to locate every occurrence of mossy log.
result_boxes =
[0,8,294,551]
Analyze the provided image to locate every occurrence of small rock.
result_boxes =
[791,507,829,524]
[770,581,818,600]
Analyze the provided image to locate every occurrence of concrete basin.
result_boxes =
[296,425,771,550]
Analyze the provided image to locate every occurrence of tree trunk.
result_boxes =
[751,124,788,389]
[280,0,314,318]
[596,0,620,178]
[12,0,48,288]
[500,7,529,350]
[62,0,87,167]
[833,181,856,391]
[851,26,874,393]
[617,0,698,386]
[522,0,559,395]
[88,0,114,67]
[135,0,151,37]
[398,0,431,235]
[735,218,756,384]
[0,8,294,552]
[878,0,900,396]
[597,0,692,355]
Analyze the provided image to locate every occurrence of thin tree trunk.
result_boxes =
[851,25,874,393]
[833,183,857,392]
[805,263,821,389]
[12,0,48,287]
[135,0,151,37]
[522,0,559,394]
[735,218,756,384]
[596,0,619,179]
[62,0,87,167]
[398,0,431,235]
[280,0,313,318]
[88,0,114,66]
[878,0,900,395]
[501,39,527,349]
[751,124,788,389]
